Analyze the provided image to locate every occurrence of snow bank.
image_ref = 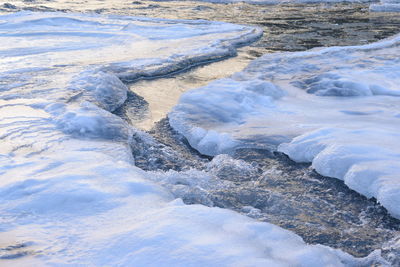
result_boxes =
[169,33,400,218]
[0,11,368,266]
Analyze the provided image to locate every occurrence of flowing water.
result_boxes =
[115,2,400,259]
[3,0,400,262]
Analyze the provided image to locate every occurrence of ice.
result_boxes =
[0,0,375,14]
[370,0,400,12]
[169,33,400,218]
[169,78,286,155]
[154,0,373,4]
[0,11,368,265]
[279,129,400,218]
[53,102,132,140]
[0,131,366,266]
[68,70,128,112]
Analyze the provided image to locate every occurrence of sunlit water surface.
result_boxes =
[2,0,400,261]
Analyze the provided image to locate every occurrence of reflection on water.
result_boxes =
[4,1,400,51]
[136,118,400,259]
[119,2,400,129]
[3,0,400,261]
[129,49,257,130]
[114,1,400,259]
[124,2,400,51]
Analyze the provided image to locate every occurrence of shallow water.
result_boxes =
[127,118,399,259]
[4,1,400,51]
[120,1,400,129]
[127,49,256,130]
[2,0,400,261]
[113,1,400,259]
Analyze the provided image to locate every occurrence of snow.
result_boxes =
[0,11,370,265]
[169,33,400,219]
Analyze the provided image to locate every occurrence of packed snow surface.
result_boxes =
[0,11,372,265]
[169,33,400,219]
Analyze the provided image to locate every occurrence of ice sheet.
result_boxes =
[169,33,400,218]
[370,0,400,12]
[0,11,369,265]
[153,0,373,4]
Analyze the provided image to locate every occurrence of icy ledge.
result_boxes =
[169,33,400,219]
[0,11,374,265]
[153,0,373,4]
[370,0,400,12]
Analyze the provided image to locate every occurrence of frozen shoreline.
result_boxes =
[0,11,380,266]
[153,0,374,4]
[370,0,400,11]
[169,32,400,222]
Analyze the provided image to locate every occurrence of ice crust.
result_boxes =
[0,11,368,266]
[154,0,373,4]
[169,33,400,219]
[370,0,400,12]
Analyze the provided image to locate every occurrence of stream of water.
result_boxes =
[3,0,400,262]
[115,2,400,260]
